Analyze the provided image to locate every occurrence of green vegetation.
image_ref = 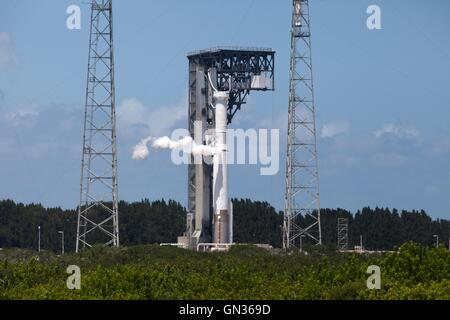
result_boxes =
[1,198,449,300]
[1,199,449,252]
[0,199,186,252]
[0,242,449,300]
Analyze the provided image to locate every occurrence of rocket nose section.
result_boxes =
[213,90,230,101]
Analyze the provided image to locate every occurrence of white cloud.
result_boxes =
[371,153,407,166]
[117,96,186,137]
[429,138,450,156]
[0,32,18,70]
[0,104,82,161]
[374,123,420,139]
[321,121,349,138]
[23,141,61,160]
[258,110,287,131]
[0,136,15,155]
[5,107,39,126]
[328,154,361,166]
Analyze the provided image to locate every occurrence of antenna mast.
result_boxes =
[284,0,322,248]
[76,0,119,252]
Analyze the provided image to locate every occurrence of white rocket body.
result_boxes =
[212,91,231,244]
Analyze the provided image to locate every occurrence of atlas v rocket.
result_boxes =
[177,82,234,248]
[212,90,232,244]
[179,47,275,250]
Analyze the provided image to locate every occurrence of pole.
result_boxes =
[59,231,65,255]
[360,234,363,252]
[300,235,304,253]
[38,226,41,252]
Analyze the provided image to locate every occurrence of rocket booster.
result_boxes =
[212,91,231,244]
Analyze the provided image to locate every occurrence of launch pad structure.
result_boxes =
[75,1,322,252]
[178,47,275,250]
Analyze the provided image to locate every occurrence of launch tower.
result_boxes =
[183,47,275,249]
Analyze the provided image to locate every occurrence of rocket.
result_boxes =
[212,90,232,244]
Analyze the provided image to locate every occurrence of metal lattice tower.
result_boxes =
[337,218,349,250]
[284,0,321,249]
[76,0,119,252]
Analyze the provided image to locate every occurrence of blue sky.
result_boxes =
[0,0,449,218]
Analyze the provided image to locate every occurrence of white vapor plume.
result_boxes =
[132,137,153,160]
[132,136,218,160]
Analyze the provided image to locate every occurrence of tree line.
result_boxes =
[0,198,449,252]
